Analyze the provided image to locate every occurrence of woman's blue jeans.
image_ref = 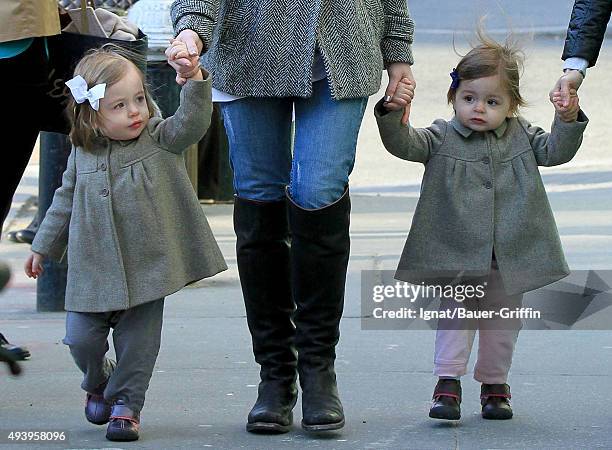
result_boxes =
[218,80,368,209]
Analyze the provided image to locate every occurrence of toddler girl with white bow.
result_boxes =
[24,44,226,441]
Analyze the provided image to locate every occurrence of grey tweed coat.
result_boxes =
[375,102,588,295]
[31,77,228,312]
[170,0,415,99]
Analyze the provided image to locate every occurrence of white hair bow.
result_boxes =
[65,75,106,111]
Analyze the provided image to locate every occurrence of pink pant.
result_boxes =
[433,261,523,384]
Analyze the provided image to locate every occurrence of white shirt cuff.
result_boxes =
[563,57,588,75]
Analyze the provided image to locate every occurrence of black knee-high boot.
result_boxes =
[287,188,350,432]
[234,197,298,433]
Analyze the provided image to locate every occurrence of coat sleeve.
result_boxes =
[148,73,213,154]
[519,112,589,167]
[171,0,220,52]
[380,0,415,66]
[562,0,612,67]
[374,98,446,164]
[30,148,76,262]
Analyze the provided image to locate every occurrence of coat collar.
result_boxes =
[450,116,508,138]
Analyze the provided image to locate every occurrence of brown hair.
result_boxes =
[447,27,526,116]
[67,44,158,150]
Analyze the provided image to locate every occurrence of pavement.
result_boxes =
[1,32,612,449]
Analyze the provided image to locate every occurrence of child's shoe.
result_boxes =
[480,383,513,420]
[106,400,140,441]
[85,392,112,425]
[429,378,461,420]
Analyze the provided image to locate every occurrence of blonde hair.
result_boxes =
[447,27,526,116]
[67,45,158,150]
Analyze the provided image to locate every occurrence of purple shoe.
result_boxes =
[85,392,112,425]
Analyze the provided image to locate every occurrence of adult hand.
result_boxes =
[166,29,204,85]
[386,63,416,125]
[383,77,415,124]
[549,70,584,108]
[166,40,202,83]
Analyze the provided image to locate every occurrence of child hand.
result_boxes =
[24,252,44,279]
[384,77,415,125]
[166,39,201,84]
[551,88,580,122]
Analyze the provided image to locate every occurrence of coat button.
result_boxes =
[101,188,109,197]
[482,156,490,164]
[99,163,107,171]
[484,181,492,189]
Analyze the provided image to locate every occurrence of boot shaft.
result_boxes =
[287,188,351,373]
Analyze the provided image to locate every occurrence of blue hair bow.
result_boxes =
[450,68,460,89]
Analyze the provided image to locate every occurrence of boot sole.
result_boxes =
[106,431,139,442]
[482,410,513,420]
[301,417,345,432]
[429,407,461,421]
[86,416,110,425]
[246,421,292,434]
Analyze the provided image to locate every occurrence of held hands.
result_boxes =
[24,252,44,279]
[551,87,580,122]
[385,63,416,125]
[549,70,584,109]
[166,29,205,85]
[166,39,203,83]
[384,77,415,124]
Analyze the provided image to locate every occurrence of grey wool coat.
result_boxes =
[375,102,589,295]
[31,76,228,312]
[170,0,414,99]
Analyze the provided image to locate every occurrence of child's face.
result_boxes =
[454,74,512,132]
[98,65,150,141]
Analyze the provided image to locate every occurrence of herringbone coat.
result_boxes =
[31,77,228,312]
[170,0,414,99]
[375,102,589,295]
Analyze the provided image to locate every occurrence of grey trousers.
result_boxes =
[63,299,165,413]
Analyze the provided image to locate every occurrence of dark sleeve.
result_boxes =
[562,0,612,67]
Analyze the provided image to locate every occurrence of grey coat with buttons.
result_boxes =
[31,77,228,312]
[375,103,588,295]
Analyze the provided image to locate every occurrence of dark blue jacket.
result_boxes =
[562,0,612,67]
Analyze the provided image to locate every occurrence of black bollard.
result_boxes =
[198,105,233,202]
[36,132,70,312]
[146,60,180,117]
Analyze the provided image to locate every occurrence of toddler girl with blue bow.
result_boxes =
[376,30,586,422]
[24,44,227,441]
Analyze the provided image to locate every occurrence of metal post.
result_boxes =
[36,132,70,312]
